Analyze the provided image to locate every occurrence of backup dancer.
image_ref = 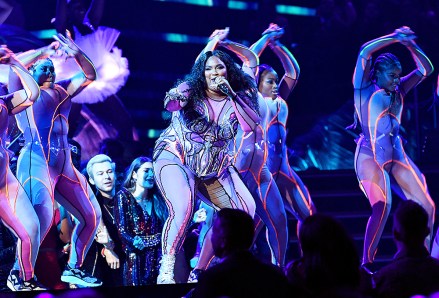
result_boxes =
[351,26,435,272]
[0,47,42,291]
[251,23,315,240]
[9,32,102,287]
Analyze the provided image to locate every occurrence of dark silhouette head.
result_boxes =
[211,208,254,259]
[393,200,429,246]
[298,213,360,293]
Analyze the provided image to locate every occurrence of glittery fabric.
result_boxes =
[154,98,238,179]
[114,188,163,285]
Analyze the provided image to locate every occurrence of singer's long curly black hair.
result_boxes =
[177,50,259,128]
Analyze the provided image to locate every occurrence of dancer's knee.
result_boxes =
[28,220,40,244]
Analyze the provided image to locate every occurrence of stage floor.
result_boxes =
[0,283,196,298]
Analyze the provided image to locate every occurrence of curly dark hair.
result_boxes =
[177,50,259,127]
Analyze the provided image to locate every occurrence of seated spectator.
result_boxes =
[285,213,363,298]
[189,208,291,298]
[373,200,439,298]
[114,157,168,285]
[81,154,124,287]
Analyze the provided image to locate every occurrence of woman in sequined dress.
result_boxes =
[352,26,435,272]
[114,157,168,285]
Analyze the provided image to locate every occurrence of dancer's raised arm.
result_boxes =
[195,27,230,63]
[0,47,39,114]
[54,30,97,96]
[251,23,299,100]
[14,42,59,69]
[353,28,400,89]
[220,39,258,78]
[397,34,434,94]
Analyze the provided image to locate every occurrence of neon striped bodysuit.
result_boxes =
[354,80,435,263]
[1,97,40,281]
[265,95,315,228]
[234,95,287,266]
[15,83,101,269]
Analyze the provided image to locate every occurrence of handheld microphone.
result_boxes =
[218,83,230,96]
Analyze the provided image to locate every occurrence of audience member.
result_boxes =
[98,138,127,189]
[285,213,363,298]
[114,157,168,285]
[373,200,439,298]
[189,208,291,298]
[81,154,124,287]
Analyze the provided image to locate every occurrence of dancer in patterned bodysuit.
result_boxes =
[0,47,42,291]
[251,24,315,240]
[352,26,435,271]
[153,28,259,284]
[10,32,102,287]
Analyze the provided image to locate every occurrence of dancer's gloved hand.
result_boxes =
[53,30,80,58]
[209,27,229,42]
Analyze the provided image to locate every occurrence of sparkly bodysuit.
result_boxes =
[153,89,258,256]
[155,99,237,179]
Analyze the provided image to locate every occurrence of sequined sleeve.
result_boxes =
[164,85,190,112]
[114,189,137,251]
